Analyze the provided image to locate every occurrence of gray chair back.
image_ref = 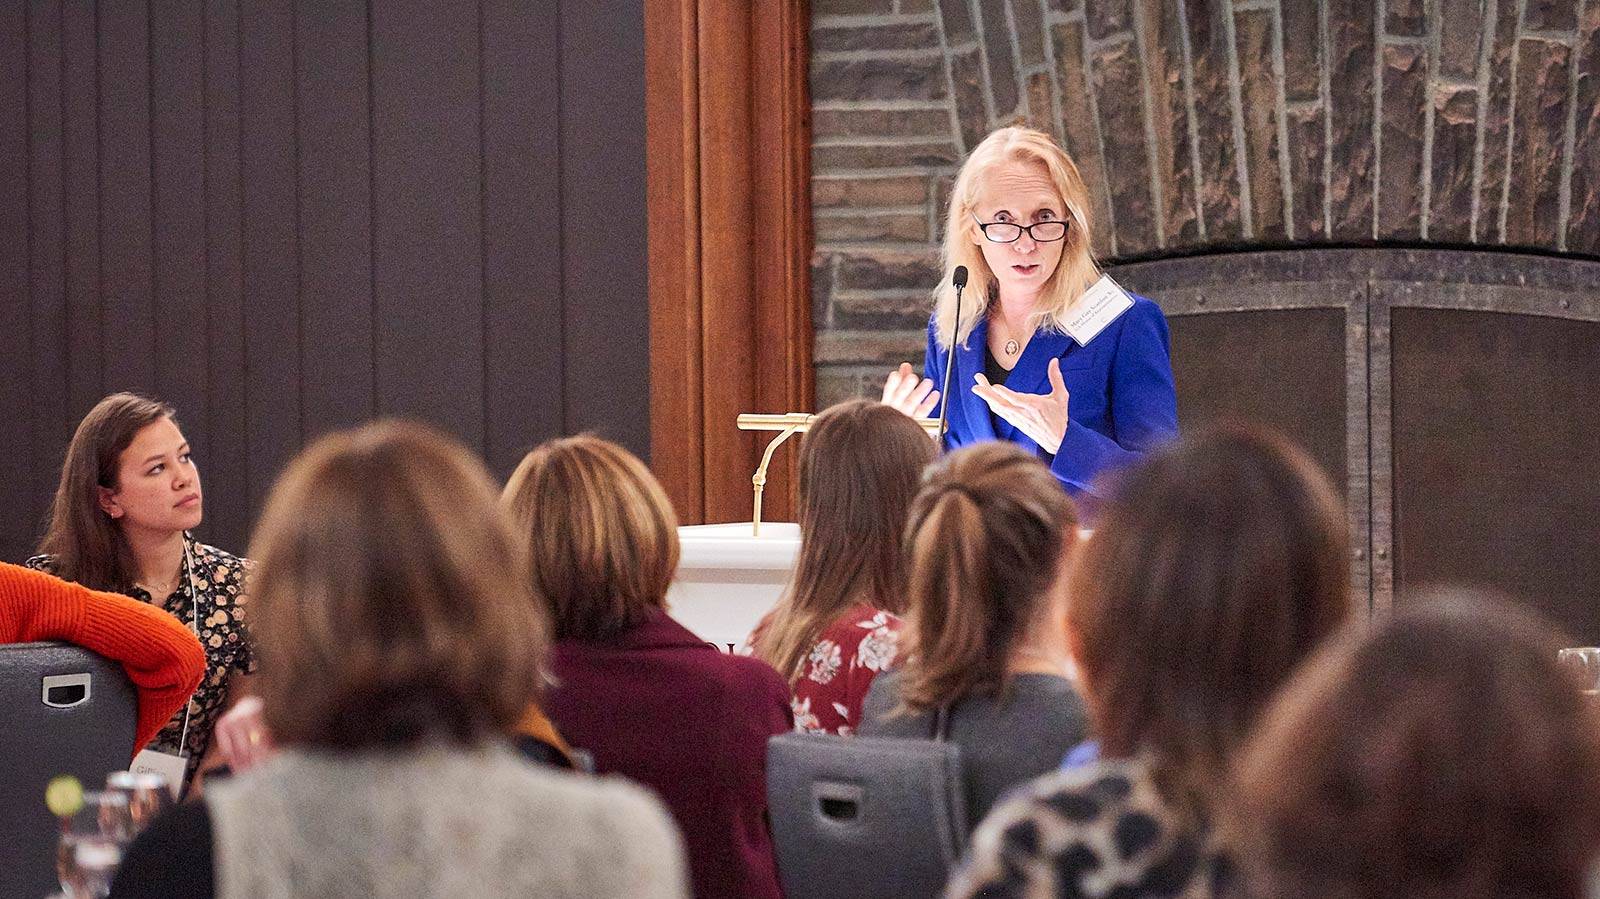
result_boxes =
[0,642,138,899]
[767,732,967,899]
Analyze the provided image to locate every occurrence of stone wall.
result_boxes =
[810,0,1600,404]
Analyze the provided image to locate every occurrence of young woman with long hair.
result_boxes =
[947,423,1351,898]
[859,441,1090,828]
[748,399,937,734]
[29,393,252,793]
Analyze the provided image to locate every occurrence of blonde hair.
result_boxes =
[250,420,547,750]
[935,126,1100,348]
[751,400,937,681]
[502,435,680,642]
[897,442,1079,711]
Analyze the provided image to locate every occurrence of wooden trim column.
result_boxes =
[646,0,814,525]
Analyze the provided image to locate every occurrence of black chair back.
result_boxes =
[767,732,967,899]
[0,642,137,899]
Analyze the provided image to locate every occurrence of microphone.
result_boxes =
[937,265,968,447]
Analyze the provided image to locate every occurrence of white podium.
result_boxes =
[666,522,801,652]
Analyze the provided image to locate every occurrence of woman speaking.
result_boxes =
[882,127,1178,496]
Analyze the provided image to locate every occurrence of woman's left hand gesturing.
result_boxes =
[972,357,1070,455]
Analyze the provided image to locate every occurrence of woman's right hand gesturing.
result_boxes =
[882,362,941,418]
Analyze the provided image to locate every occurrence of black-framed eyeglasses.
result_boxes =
[973,216,1069,243]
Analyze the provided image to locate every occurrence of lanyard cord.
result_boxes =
[167,535,199,758]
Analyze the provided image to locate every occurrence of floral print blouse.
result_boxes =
[28,536,255,789]
[763,604,902,737]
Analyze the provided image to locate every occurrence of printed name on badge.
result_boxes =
[131,748,186,799]
[1065,275,1135,346]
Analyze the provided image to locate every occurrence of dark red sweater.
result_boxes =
[547,609,792,899]
[0,561,206,756]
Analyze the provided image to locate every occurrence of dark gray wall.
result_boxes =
[0,0,647,563]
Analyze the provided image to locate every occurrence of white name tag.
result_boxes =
[130,749,186,799]
[1064,275,1135,346]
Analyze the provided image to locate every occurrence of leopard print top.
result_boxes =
[946,756,1215,899]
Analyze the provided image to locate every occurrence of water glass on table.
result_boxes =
[1557,647,1600,696]
[105,771,174,835]
[56,791,131,899]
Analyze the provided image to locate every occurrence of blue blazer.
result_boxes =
[924,293,1179,497]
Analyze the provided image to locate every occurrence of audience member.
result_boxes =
[947,423,1350,898]
[859,441,1089,829]
[1221,593,1600,899]
[748,399,937,734]
[110,421,688,899]
[28,393,253,792]
[0,561,205,755]
[503,435,791,899]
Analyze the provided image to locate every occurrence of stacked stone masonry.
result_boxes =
[811,0,1600,405]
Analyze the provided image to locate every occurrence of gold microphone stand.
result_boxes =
[736,413,941,536]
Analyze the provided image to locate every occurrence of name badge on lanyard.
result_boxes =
[129,536,200,800]
[130,749,186,799]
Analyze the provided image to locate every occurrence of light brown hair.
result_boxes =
[249,420,546,750]
[38,393,179,592]
[752,400,938,680]
[1067,422,1350,822]
[502,435,679,642]
[1225,593,1600,899]
[897,441,1078,711]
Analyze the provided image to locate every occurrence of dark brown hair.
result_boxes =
[501,435,679,642]
[1225,593,1600,899]
[752,400,937,680]
[1067,422,1349,821]
[897,441,1078,711]
[249,420,547,750]
[37,393,179,591]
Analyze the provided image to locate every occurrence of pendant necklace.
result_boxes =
[1004,338,1020,356]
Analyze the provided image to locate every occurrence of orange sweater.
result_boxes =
[0,561,206,757]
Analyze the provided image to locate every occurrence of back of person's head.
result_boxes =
[1068,422,1349,818]
[753,400,937,679]
[39,392,178,590]
[249,419,546,751]
[1225,592,1600,899]
[502,434,679,642]
[898,441,1077,711]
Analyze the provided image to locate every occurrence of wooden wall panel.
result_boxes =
[646,0,814,525]
[296,0,373,436]
[200,0,250,550]
[0,0,649,562]
[26,0,69,521]
[481,0,564,477]
[372,0,484,446]
[97,0,156,394]
[150,0,209,457]
[62,2,101,416]
[645,0,705,520]
[560,1,650,453]
[238,0,301,516]
[0,2,30,545]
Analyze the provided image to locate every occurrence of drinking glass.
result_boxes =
[1557,647,1600,695]
[56,792,131,898]
[105,771,173,834]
